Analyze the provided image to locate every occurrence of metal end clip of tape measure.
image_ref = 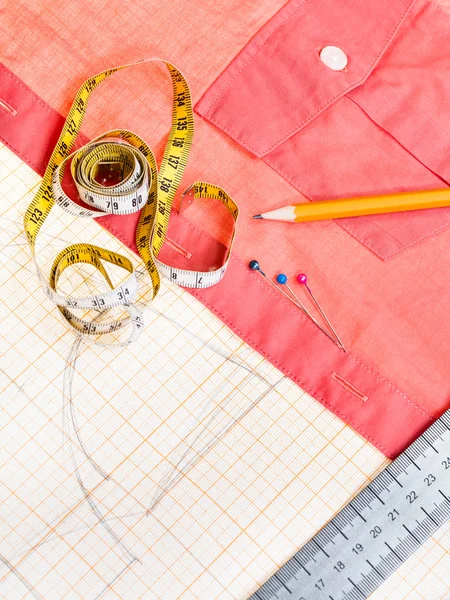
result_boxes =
[249,409,450,600]
[24,59,238,344]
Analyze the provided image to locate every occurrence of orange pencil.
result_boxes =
[253,188,450,222]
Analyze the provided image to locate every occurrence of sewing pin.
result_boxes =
[248,260,308,309]
[276,273,342,347]
[275,273,318,323]
[296,273,346,352]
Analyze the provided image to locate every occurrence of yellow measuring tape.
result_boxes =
[24,59,238,343]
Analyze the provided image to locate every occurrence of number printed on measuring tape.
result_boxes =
[24,59,238,344]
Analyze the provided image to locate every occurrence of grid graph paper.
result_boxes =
[0,142,449,599]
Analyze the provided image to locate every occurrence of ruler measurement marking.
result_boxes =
[354,496,373,510]
[404,450,421,470]
[248,410,450,600]
[274,576,291,594]
[439,489,450,504]
[347,577,365,598]
[367,486,385,506]
[293,556,310,576]
[349,504,367,523]
[422,433,439,453]
[313,539,329,558]
[332,521,348,541]
[384,542,402,563]
[385,468,403,488]
[421,506,439,527]
[366,559,383,581]
[402,524,421,545]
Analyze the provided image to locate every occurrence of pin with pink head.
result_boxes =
[295,271,347,351]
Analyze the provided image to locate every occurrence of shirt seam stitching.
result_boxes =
[0,63,433,445]
[202,0,416,156]
[200,0,310,116]
[168,217,433,425]
[263,152,450,259]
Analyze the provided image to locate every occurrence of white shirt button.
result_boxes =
[320,46,348,71]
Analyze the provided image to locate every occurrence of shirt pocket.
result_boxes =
[195,0,450,260]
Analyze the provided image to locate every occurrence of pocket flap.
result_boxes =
[196,0,416,157]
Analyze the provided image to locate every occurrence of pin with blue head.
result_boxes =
[249,259,266,277]
[275,272,311,315]
[249,260,286,294]
[263,269,310,315]
[251,263,346,351]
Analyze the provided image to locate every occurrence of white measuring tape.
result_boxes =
[25,59,239,344]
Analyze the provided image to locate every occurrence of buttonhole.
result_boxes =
[0,98,18,116]
[331,371,368,403]
[165,236,192,259]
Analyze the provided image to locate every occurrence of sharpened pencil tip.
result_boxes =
[253,214,263,219]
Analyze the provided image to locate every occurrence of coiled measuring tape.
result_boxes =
[24,59,238,343]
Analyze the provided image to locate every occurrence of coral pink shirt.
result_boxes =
[1,0,449,457]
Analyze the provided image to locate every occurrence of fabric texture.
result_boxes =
[196,0,450,260]
[1,0,449,458]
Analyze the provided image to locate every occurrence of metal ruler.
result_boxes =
[248,410,450,600]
